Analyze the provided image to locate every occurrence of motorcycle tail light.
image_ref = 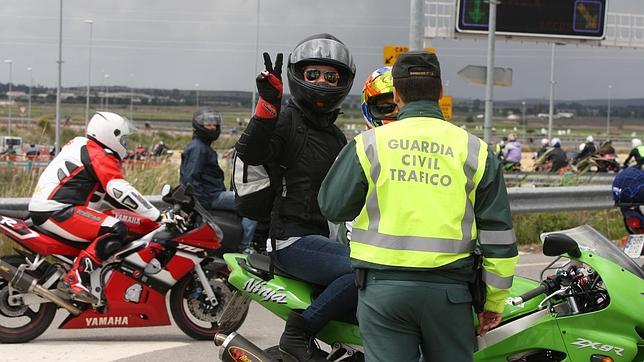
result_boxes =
[626,215,642,229]
[590,355,613,362]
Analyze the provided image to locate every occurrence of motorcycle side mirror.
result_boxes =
[161,184,172,197]
[543,233,581,258]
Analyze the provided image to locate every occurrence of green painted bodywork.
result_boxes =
[224,253,361,345]
[225,253,552,349]
[225,246,644,360]
[475,250,644,361]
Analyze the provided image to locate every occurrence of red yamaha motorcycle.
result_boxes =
[0,185,248,343]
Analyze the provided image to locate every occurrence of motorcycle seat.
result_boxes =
[244,253,321,286]
[208,209,244,255]
[0,209,31,221]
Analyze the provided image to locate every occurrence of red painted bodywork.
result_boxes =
[0,208,223,331]
[59,271,171,329]
[0,215,81,256]
[14,231,82,256]
[174,223,221,250]
[165,253,197,281]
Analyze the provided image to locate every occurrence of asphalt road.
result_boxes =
[0,252,640,361]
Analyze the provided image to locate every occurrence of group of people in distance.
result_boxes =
[498,133,643,173]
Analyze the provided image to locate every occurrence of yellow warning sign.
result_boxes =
[439,96,453,120]
[383,46,436,66]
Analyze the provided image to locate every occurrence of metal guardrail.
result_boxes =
[507,185,613,214]
[504,173,615,185]
[0,186,614,215]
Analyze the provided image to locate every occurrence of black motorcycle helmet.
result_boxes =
[192,106,222,143]
[287,33,356,119]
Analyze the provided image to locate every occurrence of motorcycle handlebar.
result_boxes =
[510,283,548,306]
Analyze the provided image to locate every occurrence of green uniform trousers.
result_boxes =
[357,276,475,362]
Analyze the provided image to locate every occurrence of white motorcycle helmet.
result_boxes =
[86,112,135,159]
[632,138,642,148]
[541,138,549,146]
[586,135,594,143]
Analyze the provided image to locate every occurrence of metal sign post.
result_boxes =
[483,0,497,143]
[548,43,556,141]
[55,0,63,155]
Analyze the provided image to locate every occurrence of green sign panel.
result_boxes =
[456,0,607,40]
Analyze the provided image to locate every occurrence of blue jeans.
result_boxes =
[273,235,357,334]
[211,191,257,250]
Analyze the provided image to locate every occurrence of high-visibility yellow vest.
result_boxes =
[351,117,488,268]
[637,145,644,157]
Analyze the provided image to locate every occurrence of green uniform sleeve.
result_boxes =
[475,147,519,313]
[318,140,369,223]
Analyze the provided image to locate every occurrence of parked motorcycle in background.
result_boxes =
[574,153,620,173]
[612,166,644,258]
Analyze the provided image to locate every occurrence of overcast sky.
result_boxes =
[1,0,643,101]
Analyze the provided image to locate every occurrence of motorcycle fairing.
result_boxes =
[0,215,82,256]
[59,271,171,329]
[174,223,220,250]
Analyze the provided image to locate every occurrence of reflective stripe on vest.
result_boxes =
[351,117,488,268]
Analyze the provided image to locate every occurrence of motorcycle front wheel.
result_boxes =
[169,268,248,340]
[0,255,57,343]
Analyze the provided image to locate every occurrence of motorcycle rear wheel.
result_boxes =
[0,255,57,343]
[169,268,248,340]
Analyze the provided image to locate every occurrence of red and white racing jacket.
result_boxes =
[29,137,160,221]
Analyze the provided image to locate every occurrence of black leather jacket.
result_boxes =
[235,100,346,239]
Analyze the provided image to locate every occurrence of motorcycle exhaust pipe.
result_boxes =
[0,259,82,316]
[214,332,274,362]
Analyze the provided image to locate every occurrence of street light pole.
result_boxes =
[83,19,93,128]
[607,84,612,136]
[3,59,12,136]
[27,67,33,121]
[409,0,424,51]
[250,0,260,118]
[547,43,556,140]
[521,101,527,136]
[130,73,134,121]
[483,0,498,143]
[195,83,200,107]
[55,0,63,154]
[104,73,109,111]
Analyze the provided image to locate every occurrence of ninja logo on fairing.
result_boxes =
[243,278,287,304]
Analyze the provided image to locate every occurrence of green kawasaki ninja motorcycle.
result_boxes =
[215,224,644,362]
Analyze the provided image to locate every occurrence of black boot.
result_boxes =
[279,311,327,362]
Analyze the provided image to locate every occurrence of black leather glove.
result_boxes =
[255,52,283,120]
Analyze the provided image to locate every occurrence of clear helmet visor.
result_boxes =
[122,116,137,135]
[118,117,136,148]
